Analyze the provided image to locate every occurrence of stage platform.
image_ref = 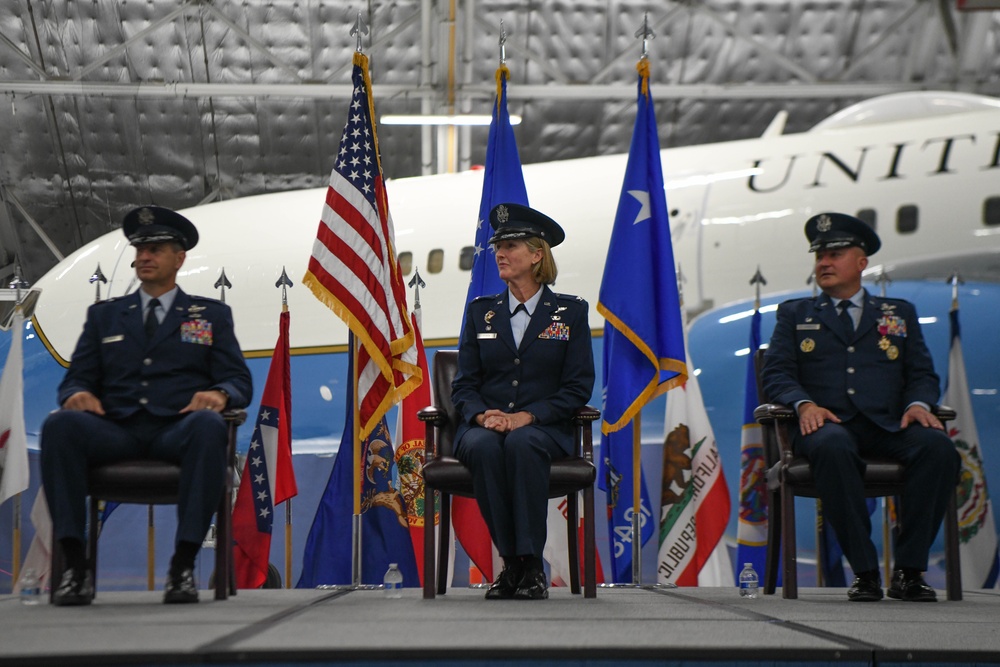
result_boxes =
[3,585,1000,667]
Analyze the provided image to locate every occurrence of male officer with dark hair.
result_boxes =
[41,206,252,606]
[762,212,959,602]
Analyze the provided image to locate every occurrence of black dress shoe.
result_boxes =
[847,574,883,602]
[53,568,94,606]
[513,568,548,600]
[485,565,522,600]
[887,569,937,602]
[163,568,199,604]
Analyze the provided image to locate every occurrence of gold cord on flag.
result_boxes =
[637,58,650,99]
[495,64,511,112]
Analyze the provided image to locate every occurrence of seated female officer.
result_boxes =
[451,202,595,600]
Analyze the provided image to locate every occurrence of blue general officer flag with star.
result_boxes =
[463,64,529,312]
[597,61,687,583]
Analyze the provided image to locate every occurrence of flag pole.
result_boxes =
[9,267,29,583]
[874,269,893,584]
[631,415,642,585]
[349,15,368,592]
[276,268,294,588]
[351,333,363,588]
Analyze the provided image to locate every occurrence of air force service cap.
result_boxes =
[488,203,565,247]
[805,212,880,256]
[123,206,199,250]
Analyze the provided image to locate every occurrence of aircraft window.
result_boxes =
[427,249,444,274]
[856,208,877,230]
[896,205,918,234]
[459,246,475,271]
[984,197,1000,226]
[398,251,413,276]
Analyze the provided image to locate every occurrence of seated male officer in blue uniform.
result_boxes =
[762,212,959,602]
[40,206,253,606]
[452,203,595,600]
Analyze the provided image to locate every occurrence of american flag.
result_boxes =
[303,51,419,438]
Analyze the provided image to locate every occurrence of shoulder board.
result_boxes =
[99,295,129,304]
[188,295,226,306]
[553,292,586,303]
[778,297,811,309]
[471,294,499,303]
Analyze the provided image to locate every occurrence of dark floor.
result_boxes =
[3,585,1000,667]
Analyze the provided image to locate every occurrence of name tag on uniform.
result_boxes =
[102,335,124,344]
[796,324,821,330]
[477,333,497,340]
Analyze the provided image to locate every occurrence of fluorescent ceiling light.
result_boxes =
[380,114,521,126]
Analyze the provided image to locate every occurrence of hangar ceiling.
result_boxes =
[1,0,998,284]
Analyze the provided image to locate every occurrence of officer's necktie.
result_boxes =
[512,303,527,316]
[145,298,161,339]
[838,300,855,339]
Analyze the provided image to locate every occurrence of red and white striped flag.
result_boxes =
[303,51,420,438]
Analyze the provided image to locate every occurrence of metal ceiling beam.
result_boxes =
[5,79,987,101]
[1,187,64,263]
[72,3,198,81]
[689,3,819,84]
[840,4,926,81]
[201,3,305,83]
[0,31,48,79]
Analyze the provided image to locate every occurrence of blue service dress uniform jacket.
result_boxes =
[42,288,253,547]
[57,289,252,416]
[761,290,958,573]
[762,291,940,430]
[451,285,595,558]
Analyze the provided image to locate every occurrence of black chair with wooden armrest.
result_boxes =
[49,409,247,602]
[417,349,600,599]
[751,349,961,600]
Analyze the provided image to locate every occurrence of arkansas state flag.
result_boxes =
[233,310,297,588]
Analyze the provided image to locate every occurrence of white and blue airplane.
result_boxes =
[2,90,998,587]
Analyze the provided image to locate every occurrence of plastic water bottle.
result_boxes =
[20,569,42,606]
[383,563,403,598]
[739,563,759,599]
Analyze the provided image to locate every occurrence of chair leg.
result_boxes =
[944,489,963,601]
[88,498,99,598]
[566,493,580,595]
[781,482,798,599]
[423,486,435,599]
[764,489,781,595]
[437,493,451,596]
[583,483,596,599]
[215,491,230,601]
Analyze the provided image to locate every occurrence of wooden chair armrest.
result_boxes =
[573,406,601,424]
[418,405,448,427]
[572,406,600,461]
[933,405,956,423]
[753,403,796,424]
[222,408,248,426]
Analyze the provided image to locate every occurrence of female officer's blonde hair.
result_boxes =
[526,237,558,285]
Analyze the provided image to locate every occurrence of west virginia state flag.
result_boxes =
[232,310,297,588]
[597,59,687,582]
